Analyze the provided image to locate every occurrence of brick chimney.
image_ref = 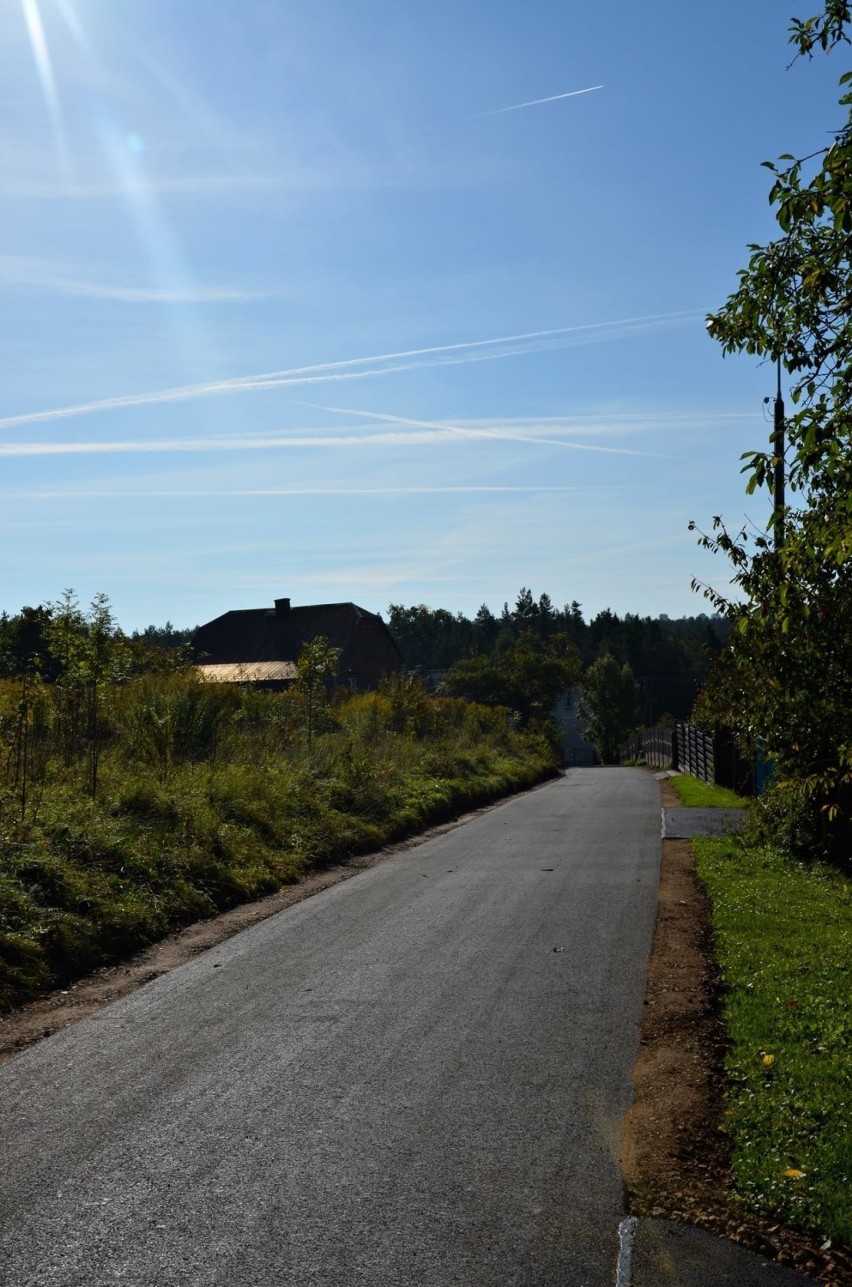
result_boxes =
[274,597,291,613]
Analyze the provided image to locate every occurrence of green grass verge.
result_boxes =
[670,775,748,809]
[694,835,852,1245]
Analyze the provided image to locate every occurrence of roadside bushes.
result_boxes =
[746,781,826,864]
[0,674,556,1009]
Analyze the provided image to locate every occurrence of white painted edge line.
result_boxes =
[616,1215,638,1287]
[660,808,667,839]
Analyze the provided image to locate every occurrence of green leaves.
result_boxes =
[698,5,852,855]
[295,636,342,750]
[445,631,581,727]
[578,654,641,764]
[789,3,851,55]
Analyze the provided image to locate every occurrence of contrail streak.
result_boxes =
[481,85,603,116]
[300,403,666,457]
[0,310,700,432]
[0,418,663,456]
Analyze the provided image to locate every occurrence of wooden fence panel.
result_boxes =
[676,722,715,784]
[617,725,675,768]
[644,726,676,768]
[618,721,756,794]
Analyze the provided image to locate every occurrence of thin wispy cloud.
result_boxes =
[0,310,701,432]
[446,410,762,436]
[3,171,296,200]
[0,422,658,457]
[0,256,272,303]
[0,432,458,457]
[480,85,603,117]
[3,484,634,501]
[300,403,667,458]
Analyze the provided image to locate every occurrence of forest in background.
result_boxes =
[386,589,729,723]
[0,589,728,724]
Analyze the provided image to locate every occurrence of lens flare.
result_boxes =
[19,0,216,385]
[52,0,91,51]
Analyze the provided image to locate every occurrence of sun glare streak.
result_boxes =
[20,0,72,175]
[52,0,92,53]
[99,121,194,297]
[20,0,215,385]
[99,121,216,384]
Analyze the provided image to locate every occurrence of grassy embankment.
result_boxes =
[0,675,556,1011]
[669,774,748,810]
[672,774,851,1246]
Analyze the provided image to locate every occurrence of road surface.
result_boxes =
[0,768,662,1286]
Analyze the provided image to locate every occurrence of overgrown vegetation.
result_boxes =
[0,602,556,1010]
[694,835,852,1245]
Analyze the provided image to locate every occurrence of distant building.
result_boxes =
[193,597,404,690]
[552,688,596,765]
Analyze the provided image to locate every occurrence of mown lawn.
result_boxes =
[694,835,852,1245]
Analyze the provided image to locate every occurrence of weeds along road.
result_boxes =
[0,768,661,1287]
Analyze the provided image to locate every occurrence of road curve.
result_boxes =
[0,767,661,1287]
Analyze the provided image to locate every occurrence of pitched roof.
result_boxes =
[192,599,403,666]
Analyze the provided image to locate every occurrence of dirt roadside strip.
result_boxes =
[622,773,851,1287]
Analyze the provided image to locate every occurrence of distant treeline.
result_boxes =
[0,590,728,722]
[387,589,730,721]
[0,606,195,682]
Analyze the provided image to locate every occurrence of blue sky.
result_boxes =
[1,0,844,630]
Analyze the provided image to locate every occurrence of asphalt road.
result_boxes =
[0,767,662,1287]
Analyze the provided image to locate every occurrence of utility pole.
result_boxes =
[773,354,785,550]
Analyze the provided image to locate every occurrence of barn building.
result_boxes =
[193,598,404,690]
